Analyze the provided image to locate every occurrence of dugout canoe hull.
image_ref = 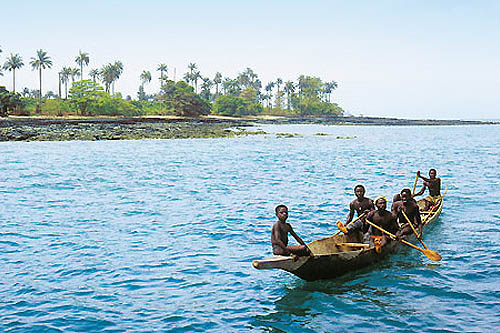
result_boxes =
[252,197,444,281]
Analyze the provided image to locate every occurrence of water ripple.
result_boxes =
[0,125,499,331]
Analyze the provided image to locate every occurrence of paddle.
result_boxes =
[412,172,419,196]
[336,242,370,248]
[401,210,426,248]
[364,219,442,261]
[334,213,367,236]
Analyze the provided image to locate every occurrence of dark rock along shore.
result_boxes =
[0,116,495,142]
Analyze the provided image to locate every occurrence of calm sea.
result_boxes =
[1,125,499,332]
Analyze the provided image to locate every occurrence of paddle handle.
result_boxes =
[401,210,426,249]
[412,172,419,196]
[337,242,370,248]
[365,219,427,255]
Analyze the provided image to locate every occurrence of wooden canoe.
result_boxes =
[252,196,444,281]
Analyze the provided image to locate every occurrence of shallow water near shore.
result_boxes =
[1,124,499,332]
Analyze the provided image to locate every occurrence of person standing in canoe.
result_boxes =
[271,205,311,259]
[365,196,399,252]
[414,169,441,211]
[392,188,422,238]
[341,184,375,237]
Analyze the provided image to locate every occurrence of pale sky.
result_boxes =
[1,0,500,119]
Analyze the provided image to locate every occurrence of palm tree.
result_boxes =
[140,70,152,98]
[30,49,53,106]
[200,77,213,100]
[75,50,89,80]
[276,78,282,94]
[69,67,81,83]
[328,80,338,102]
[183,72,192,85]
[140,70,151,85]
[213,72,222,97]
[157,63,168,86]
[264,82,275,109]
[88,68,99,82]
[188,62,197,74]
[100,64,114,93]
[3,53,24,93]
[60,67,71,98]
[192,70,201,93]
[284,81,295,111]
[111,61,123,95]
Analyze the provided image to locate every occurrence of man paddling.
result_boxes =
[414,169,442,211]
[271,205,311,259]
[365,196,399,251]
[343,184,375,237]
[392,188,422,238]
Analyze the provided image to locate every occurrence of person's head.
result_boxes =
[429,169,437,179]
[275,204,288,222]
[374,196,387,211]
[400,188,412,203]
[354,184,366,200]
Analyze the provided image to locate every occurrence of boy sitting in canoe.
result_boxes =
[365,196,399,252]
[343,184,375,236]
[271,205,311,259]
[392,188,422,238]
[414,169,442,211]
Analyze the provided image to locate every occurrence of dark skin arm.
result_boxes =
[289,226,307,247]
[417,170,432,182]
[346,202,356,224]
[414,184,427,197]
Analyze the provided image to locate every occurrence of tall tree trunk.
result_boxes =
[58,74,61,99]
[39,68,42,104]
[13,69,16,93]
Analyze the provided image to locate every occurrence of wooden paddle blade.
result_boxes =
[423,249,442,261]
[336,220,348,234]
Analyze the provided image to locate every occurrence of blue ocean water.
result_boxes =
[0,125,499,332]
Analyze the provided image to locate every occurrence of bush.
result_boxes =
[158,81,210,117]
[0,86,25,116]
[212,95,262,116]
[41,99,73,116]
[89,95,140,116]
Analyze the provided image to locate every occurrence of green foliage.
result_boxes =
[137,85,146,101]
[293,97,343,116]
[288,75,344,116]
[0,86,24,116]
[132,100,172,115]
[158,80,210,117]
[41,99,72,116]
[89,94,140,116]
[69,80,106,115]
[212,95,262,116]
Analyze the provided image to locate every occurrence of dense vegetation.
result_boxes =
[0,47,344,117]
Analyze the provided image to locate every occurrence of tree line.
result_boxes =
[0,47,344,117]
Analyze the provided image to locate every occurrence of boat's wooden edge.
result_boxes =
[252,255,308,270]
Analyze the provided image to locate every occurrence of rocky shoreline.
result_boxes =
[0,116,496,142]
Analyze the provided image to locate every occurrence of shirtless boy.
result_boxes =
[366,196,399,248]
[414,169,442,211]
[344,184,375,235]
[271,205,310,258]
[392,188,422,238]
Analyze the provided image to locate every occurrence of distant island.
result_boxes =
[0,115,496,142]
[0,48,496,142]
